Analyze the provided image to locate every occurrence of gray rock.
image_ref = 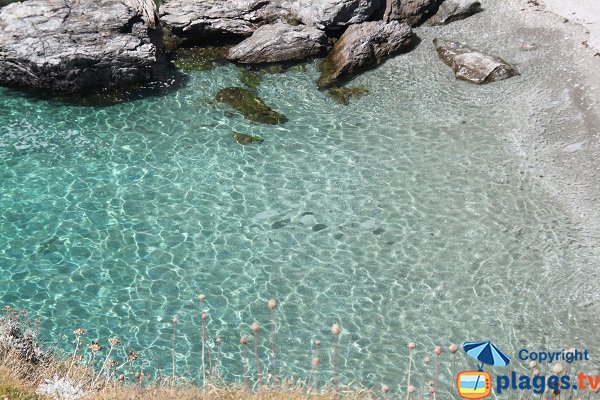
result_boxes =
[383,0,443,26]
[0,0,159,92]
[433,38,519,84]
[427,0,482,25]
[290,0,382,31]
[227,22,329,63]
[318,21,413,88]
[160,0,281,45]
[0,0,18,7]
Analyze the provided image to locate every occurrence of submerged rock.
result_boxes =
[291,0,382,31]
[227,23,330,64]
[0,0,160,92]
[232,132,265,144]
[426,0,482,25]
[433,38,519,84]
[239,69,264,90]
[318,21,413,88]
[328,86,369,105]
[383,0,443,26]
[160,0,281,45]
[271,219,291,229]
[216,87,288,124]
[173,47,229,71]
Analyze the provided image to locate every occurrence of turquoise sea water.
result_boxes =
[1,14,599,394]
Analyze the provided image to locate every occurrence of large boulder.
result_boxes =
[318,20,413,88]
[227,22,329,64]
[427,0,482,25]
[0,0,160,92]
[290,0,382,31]
[160,0,281,45]
[433,38,519,84]
[383,0,442,26]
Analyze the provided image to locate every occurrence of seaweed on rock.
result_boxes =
[232,132,264,145]
[328,85,369,105]
[173,47,229,71]
[216,87,288,125]
[239,69,263,91]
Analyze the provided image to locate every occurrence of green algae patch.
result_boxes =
[239,69,263,91]
[173,47,229,71]
[216,87,288,125]
[317,56,338,89]
[328,86,369,105]
[232,131,264,145]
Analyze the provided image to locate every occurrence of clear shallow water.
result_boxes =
[1,7,600,394]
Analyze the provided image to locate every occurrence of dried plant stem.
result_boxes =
[270,309,277,381]
[172,318,177,387]
[242,338,249,392]
[67,335,82,377]
[406,348,414,400]
[333,334,340,400]
[254,330,263,389]
[201,313,206,388]
[434,354,440,400]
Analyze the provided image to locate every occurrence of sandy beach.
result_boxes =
[507,0,600,245]
[543,0,600,50]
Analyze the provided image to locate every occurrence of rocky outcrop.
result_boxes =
[383,0,442,26]
[433,38,519,84]
[0,0,18,7]
[290,0,382,31]
[227,23,329,64]
[318,21,413,88]
[0,0,160,92]
[427,0,482,25]
[160,0,281,45]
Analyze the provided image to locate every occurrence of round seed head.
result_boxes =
[449,343,458,353]
[240,336,248,345]
[533,369,540,376]
[408,385,416,393]
[423,356,431,365]
[216,337,221,345]
[118,374,125,381]
[89,341,103,353]
[315,339,321,346]
[251,321,261,333]
[382,384,390,393]
[128,351,138,362]
[529,361,537,368]
[201,312,207,321]
[267,299,278,311]
[331,323,342,336]
[73,328,86,337]
[109,337,121,347]
[172,317,178,324]
[434,345,443,355]
[199,294,206,302]
[312,357,320,366]
[552,363,563,374]
[408,342,416,350]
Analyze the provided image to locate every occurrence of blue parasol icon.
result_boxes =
[462,341,511,394]
[463,341,511,370]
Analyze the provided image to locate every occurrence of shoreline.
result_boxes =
[542,0,600,51]
[506,0,600,246]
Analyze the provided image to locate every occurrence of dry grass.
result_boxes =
[0,306,375,399]
[91,382,374,400]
